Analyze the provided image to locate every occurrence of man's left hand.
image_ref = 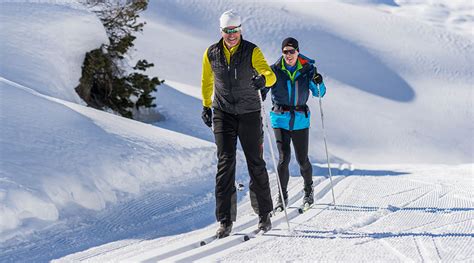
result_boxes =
[251,74,266,90]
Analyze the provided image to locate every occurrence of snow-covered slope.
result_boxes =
[0,0,217,249]
[138,0,473,164]
[0,0,472,262]
[390,0,474,37]
[0,2,105,103]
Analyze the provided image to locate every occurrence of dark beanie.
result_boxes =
[281,37,299,51]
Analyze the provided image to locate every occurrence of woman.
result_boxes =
[266,37,326,211]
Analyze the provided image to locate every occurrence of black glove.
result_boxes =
[312,72,323,85]
[260,87,270,101]
[251,74,266,90]
[201,106,212,127]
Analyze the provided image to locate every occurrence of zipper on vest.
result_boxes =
[234,68,237,79]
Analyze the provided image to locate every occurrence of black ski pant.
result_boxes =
[273,128,313,197]
[213,108,273,222]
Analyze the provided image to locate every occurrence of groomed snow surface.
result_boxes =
[57,164,474,262]
[0,0,473,262]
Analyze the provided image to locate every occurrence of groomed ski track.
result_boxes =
[57,163,351,262]
[55,164,474,262]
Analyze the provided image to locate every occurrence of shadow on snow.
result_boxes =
[310,163,410,177]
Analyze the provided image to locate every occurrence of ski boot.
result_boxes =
[216,220,233,238]
[258,213,272,232]
[303,183,314,205]
[273,192,288,213]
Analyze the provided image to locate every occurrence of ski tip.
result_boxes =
[200,241,206,246]
[243,235,250,241]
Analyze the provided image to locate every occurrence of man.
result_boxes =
[201,10,277,238]
[265,37,326,211]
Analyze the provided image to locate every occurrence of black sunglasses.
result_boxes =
[282,49,296,55]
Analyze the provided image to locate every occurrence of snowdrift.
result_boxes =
[0,2,216,238]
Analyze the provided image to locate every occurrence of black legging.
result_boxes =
[273,128,313,196]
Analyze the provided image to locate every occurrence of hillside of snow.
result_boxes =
[138,0,473,164]
[0,0,472,262]
[0,0,219,247]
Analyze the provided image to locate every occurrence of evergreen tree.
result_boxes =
[76,0,163,119]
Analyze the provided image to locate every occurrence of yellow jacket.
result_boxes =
[201,41,276,108]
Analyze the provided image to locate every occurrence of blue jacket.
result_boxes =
[269,54,326,130]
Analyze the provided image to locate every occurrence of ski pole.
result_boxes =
[258,90,291,231]
[316,83,336,206]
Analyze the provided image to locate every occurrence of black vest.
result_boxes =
[207,38,260,114]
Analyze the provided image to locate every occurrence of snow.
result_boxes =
[137,0,473,164]
[0,1,105,103]
[55,164,474,262]
[0,0,473,262]
[0,0,217,240]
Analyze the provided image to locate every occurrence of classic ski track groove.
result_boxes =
[279,164,350,231]
[128,173,320,262]
[342,186,438,238]
[140,176,324,262]
[64,191,187,261]
[160,163,351,262]
[139,164,336,262]
[42,162,471,262]
[199,164,353,262]
[430,236,443,261]
[378,239,413,262]
[0,191,185,262]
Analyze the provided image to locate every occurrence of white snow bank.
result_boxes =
[0,1,106,103]
[0,77,216,236]
[0,0,220,239]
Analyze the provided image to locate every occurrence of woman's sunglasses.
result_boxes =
[282,49,296,55]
